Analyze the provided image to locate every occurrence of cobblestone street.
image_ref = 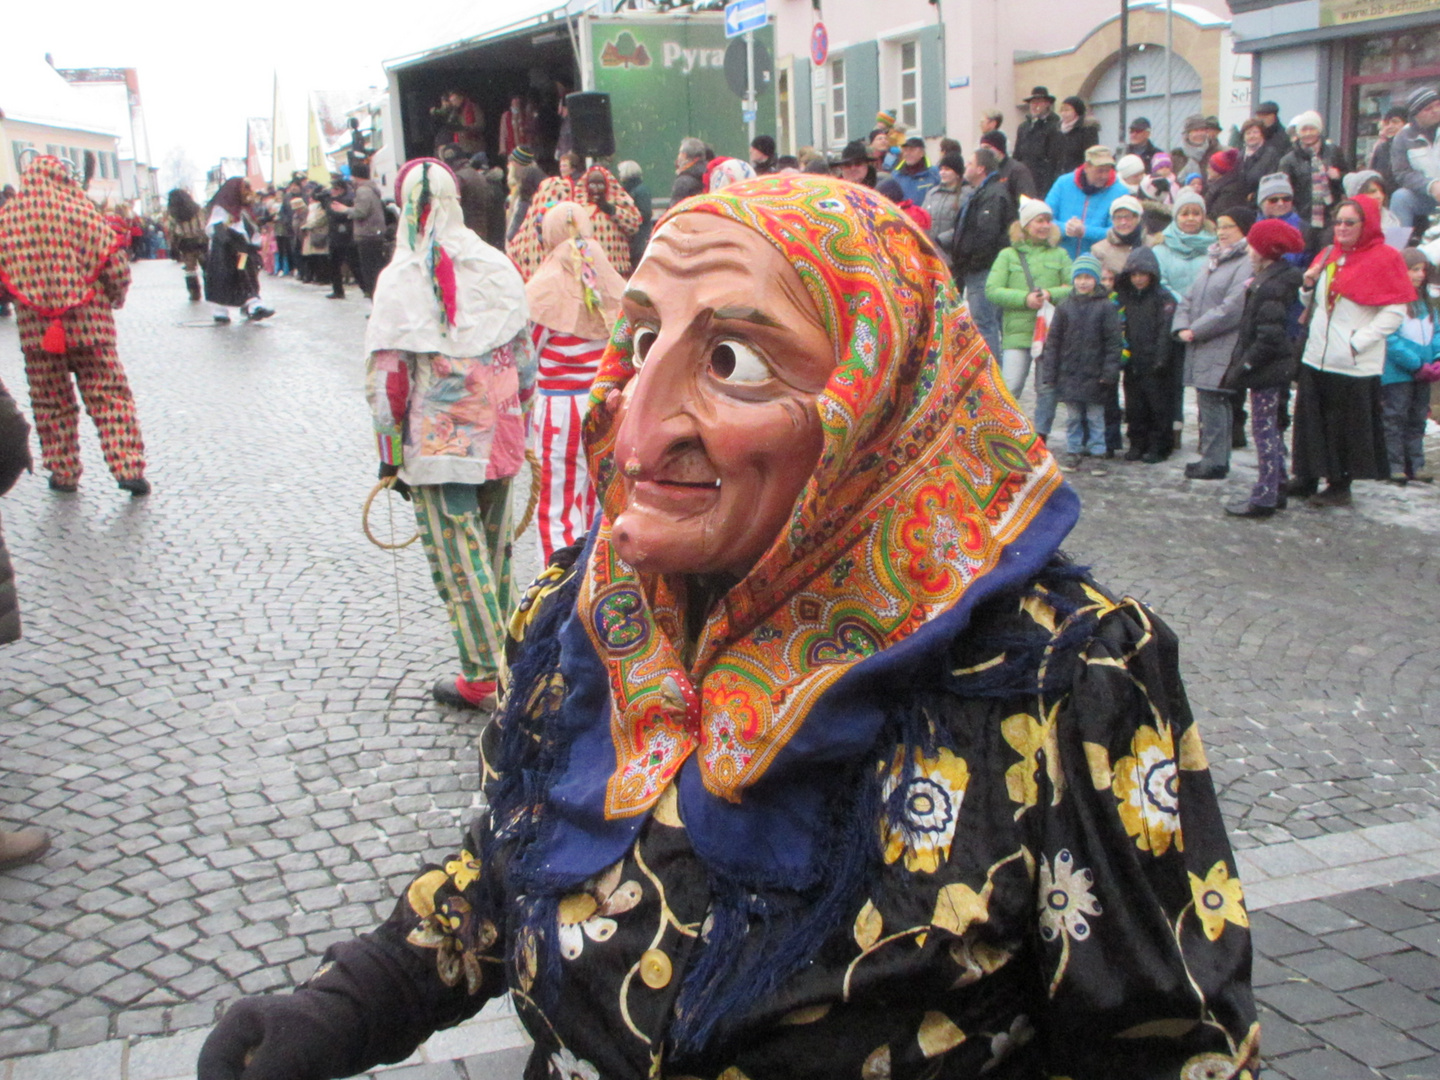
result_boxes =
[1,259,1439,1078]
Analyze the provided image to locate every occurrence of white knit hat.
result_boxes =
[1292,110,1323,133]
[1110,194,1144,219]
[1116,154,1145,181]
[1018,196,1053,229]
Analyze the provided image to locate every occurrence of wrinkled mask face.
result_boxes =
[608,214,835,578]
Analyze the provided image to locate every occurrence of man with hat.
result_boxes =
[750,134,778,175]
[979,130,1037,201]
[837,140,877,187]
[1368,105,1409,190]
[1044,145,1127,261]
[1123,116,1161,172]
[1014,86,1064,196]
[1171,113,1220,180]
[1254,101,1292,157]
[892,137,939,204]
[1389,86,1440,229]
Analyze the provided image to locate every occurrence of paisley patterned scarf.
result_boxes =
[532,175,1078,887]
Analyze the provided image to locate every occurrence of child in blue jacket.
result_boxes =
[1382,248,1440,484]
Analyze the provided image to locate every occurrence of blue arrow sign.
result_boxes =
[724,0,767,38]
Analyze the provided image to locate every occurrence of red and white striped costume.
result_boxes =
[530,323,604,560]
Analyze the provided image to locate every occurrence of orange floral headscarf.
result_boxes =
[573,174,1073,823]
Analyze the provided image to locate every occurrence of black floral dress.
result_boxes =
[301,555,1259,1080]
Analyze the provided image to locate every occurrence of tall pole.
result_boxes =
[746,28,757,142]
[1118,0,1130,144]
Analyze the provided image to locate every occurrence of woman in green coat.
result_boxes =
[986,198,1073,437]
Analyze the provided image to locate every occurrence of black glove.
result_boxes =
[594,198,614,217]
[196,989,367,1080]
[378,462,410,502]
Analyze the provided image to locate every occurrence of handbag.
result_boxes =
[1016,250,1055,360]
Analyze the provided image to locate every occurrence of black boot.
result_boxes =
[186,274,201,302]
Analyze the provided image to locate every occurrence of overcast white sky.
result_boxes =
[6,1,443,186]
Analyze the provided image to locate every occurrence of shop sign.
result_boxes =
[1320,0,1440,28]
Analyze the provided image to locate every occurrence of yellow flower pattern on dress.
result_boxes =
[881,746,971,872]
[1038,849,1101,944]
[445,850,482,891]
[1001,704,1064,819]
[557,861,643,960]
[1189,862,1248,942]
[1113,724,1183,855]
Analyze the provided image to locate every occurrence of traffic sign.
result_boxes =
[743,108,757,123]
[810,22,829,67]
[724,0,767,39]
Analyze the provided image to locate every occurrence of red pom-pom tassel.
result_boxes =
[41,318,66,354]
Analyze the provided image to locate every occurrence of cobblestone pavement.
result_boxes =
[1,262,1438,1076]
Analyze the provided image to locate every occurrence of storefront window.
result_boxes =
[1346,27,1440,166]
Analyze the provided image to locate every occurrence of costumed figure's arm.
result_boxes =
[1020,586,1260,1078]
[364,349,415,481]
[608,184,642,238]
[98,248,133,310]
[197,552,584,1080]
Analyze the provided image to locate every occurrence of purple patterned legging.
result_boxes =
[1249,387,1287,508]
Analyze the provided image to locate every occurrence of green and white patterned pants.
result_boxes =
[412,481,513,682]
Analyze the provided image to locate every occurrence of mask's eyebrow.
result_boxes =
[622,288,655,310]
[713,305,783,328]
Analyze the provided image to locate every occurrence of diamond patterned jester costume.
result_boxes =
[0,156,147,493]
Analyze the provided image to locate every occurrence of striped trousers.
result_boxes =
[412,482,513,682]
[536,390,597,561]
[23,347,146,484]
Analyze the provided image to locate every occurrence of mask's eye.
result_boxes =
[632,327,657,368]
[709,340,772,383]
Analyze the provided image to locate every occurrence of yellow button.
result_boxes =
[639,948,672,989]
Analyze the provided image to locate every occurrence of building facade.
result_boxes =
[0,54,121,202]
[54,67,158,211]
[1231,0,1440,165]
[769,0,1234,158]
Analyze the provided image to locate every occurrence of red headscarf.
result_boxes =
[1310,194,1416,307]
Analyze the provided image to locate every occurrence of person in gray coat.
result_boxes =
[1173,207,1254,479]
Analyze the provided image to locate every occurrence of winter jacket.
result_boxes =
[346,180,387,240]
[1172,239,1251,391]
[921,184,964,266]
[1113,246,1175,375]
[986,222,1074,349]
[1090,226,1143,280]
[1204,170,1250,221]
[1390,122,1440,200]
[1223,261,1304,391]
[1260,121,1292,160]
[301,202,329,256]
[1124,138,1162,172]
[1056,118,1101,176]
[1300,270,1408,379]
[670,160,706,205]
[1153,220,1215,302]
[995,155,1038,202]
[1279,140,1348,227]
[1038,289,1123,404]
[622,177,654,270]
[1044,168,1128,261]
[0,378,28,646]
[455,165,499,244]
[893,163,940,206]
[950,174,1017,278]
[1237,145,1281,204]
[1170,137,1220,180]
[1014,111,1064,196]
[1383,302,1440,385]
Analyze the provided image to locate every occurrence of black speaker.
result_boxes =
[567,92,615,158]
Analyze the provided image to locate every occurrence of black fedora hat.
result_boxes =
[1023,86,1056,104]
[838,140,870,166]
